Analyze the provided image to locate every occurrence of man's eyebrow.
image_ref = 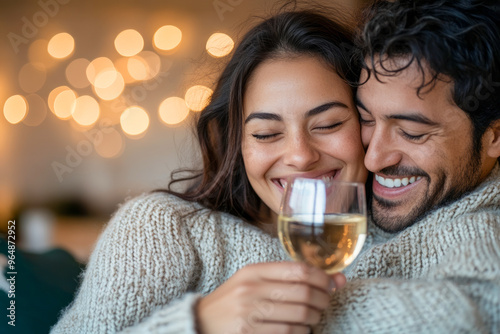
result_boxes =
[356,97,438,126]
[389,113,438,126]
[244,101,349,124]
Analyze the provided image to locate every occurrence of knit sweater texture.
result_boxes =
[52,164,500,333]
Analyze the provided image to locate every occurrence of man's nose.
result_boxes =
[283,134,320,170]
[364,127,402,173]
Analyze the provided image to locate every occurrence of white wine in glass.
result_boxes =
[278,178,367,273]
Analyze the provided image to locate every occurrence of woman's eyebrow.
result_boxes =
[244,101,348,124]
[244,112,281,124]
[305,101,349,118]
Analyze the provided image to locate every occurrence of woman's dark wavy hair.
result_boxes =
[163,8,359,223]
[356,0,500,153]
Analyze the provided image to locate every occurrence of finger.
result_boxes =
[248,262,331,293]
[330,272,347,290]
[240,280,330,310]
[258,302,323,325]
[238,321,310,334]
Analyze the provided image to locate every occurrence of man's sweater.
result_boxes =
[51,165,500,333]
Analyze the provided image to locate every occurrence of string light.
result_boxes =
[72,95,100,126]
[114,29,144,57]
[3,95,27,124]
[127,51,161,81]
[93,70,125,101]
[5,13,208,137]
[86,57,115,86]
[53,88,77,120]
[206,33,234,58]
[48,32,75,59]
[120,106,149,136]
[153,25,182,51]
[185,85,213,112]
[159,97,190,125]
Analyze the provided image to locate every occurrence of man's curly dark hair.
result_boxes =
[356,0,500,152]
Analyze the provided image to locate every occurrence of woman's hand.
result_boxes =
[196,262,345,334]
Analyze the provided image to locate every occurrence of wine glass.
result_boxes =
[278,178,367,274]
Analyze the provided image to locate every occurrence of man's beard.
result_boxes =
[368,148,483,233]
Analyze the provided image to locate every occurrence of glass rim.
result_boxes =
[285,176,365,188]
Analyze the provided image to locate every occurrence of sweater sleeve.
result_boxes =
[317,212,500,333]
[51,193,201,334]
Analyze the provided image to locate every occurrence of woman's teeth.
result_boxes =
[321,175,334,183]
[277,174,334,189]
[278,179,287,189]
[375,175,422,188]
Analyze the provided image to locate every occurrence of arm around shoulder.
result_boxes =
[318,212,500,333]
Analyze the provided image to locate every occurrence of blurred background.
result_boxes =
[0,0,367,263]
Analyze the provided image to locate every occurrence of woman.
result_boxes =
[51,8,367,334]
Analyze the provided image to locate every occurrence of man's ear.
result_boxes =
[485,119,500,159]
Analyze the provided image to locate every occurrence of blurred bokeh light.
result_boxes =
[53,88,77,120]
[153,25,182,51]
[48,32,75,59]
[114,29,144,57]
[120,106,149,136]
[3,95,27,124]
[86,57,115,86]
[206,32,234,58]
[66,58,91,89]
[72,95,100,126]
[159,97,190,125]
[185,85,213,112]
[93,70,125,100]
[127,51,161,81]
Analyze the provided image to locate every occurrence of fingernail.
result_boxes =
[329,278,336,292]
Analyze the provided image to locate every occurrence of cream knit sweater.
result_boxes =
[52,165,500,333]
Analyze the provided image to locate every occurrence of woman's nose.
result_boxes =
[282,134,320,170]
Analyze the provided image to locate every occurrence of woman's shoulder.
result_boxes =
[107,191,259,241]
[104,191,206,231]
[120,191,205,215]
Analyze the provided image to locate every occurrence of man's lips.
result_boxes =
[375,174,422,188]
[372,173,424,200]
[272,170,340,190]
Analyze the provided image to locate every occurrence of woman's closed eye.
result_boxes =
[314,122,342,131]
[252,133,280,140]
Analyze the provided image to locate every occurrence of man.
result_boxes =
[318,0,500,332]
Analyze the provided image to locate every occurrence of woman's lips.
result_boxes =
[272,170,340,190]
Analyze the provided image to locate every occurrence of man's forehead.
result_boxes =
[359,57,455,102]
[356,61,467,124]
